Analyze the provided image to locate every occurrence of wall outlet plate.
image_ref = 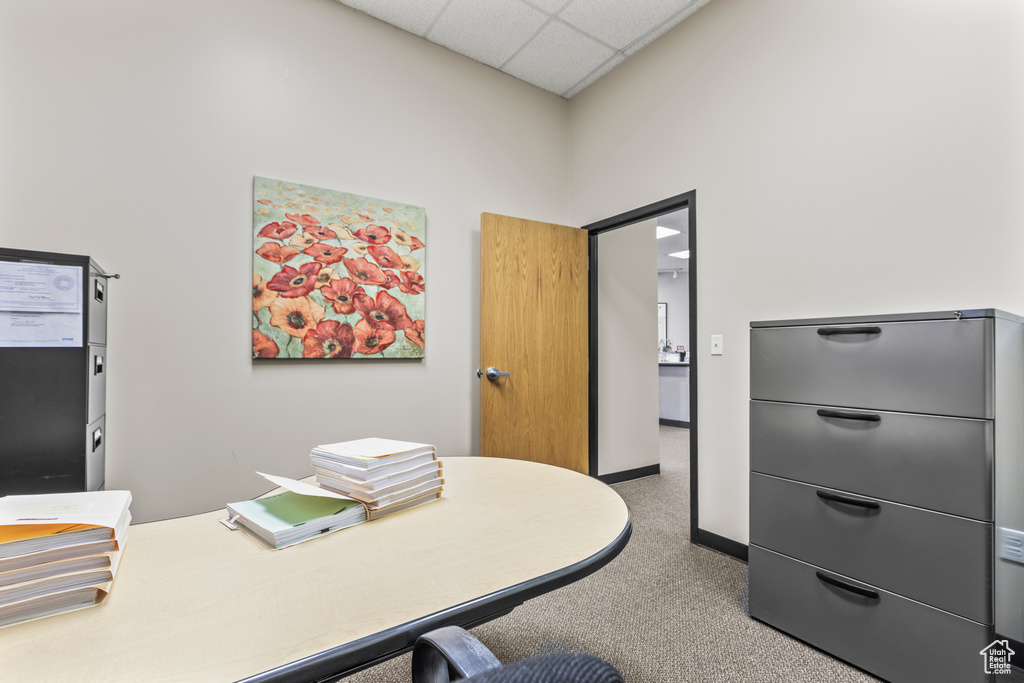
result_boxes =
[711,334,723,355]
[998,527,1024,564]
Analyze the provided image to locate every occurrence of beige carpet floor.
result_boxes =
[343,426,883,682]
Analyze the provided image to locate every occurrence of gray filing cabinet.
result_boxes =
[0,248,109,494]
[749,310,1024,683]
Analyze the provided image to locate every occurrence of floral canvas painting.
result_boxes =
[252,177,425,359]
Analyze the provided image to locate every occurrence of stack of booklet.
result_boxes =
[0,490,131,629]
[311,438,443,517]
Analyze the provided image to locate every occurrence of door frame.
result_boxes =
[583,190,699,543]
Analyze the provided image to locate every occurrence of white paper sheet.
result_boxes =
[0,262,81,313]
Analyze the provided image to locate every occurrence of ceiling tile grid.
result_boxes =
[335,0,715,98]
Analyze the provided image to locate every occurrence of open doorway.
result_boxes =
[585,192,698,544]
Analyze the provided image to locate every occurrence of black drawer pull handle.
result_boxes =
[816,571,880,600]
[816,326,881,336]
[816,408,880,422]
[816,490,880,509]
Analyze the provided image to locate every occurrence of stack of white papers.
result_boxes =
[311,438,443,516]
[0,490,131,628]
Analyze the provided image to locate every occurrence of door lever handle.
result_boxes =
[477,367,510,381]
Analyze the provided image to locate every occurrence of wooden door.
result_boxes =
[479,213,589,473]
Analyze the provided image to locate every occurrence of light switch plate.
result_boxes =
[711,334,723,355]
[998,527,1024,564]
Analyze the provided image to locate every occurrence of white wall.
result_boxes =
[657,271,689,355]
[568,0,1024,543]
[598,219,659,476]
[0,0,569,522]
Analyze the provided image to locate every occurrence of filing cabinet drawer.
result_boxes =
[751,473,992,624]
[87,345,106,424]
[750,400,993,520]
[88,266,107,344]
[749,546,992,683]
[86,416,105,491]
[750,318,993,417]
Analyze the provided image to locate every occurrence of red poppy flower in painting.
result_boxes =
[353,290,414,331]
[256,242,301,263]
[252,329,279,358]
[379,270,401,290]
[267,262,322,298]
[397,270,425,295]
[285,213,320,227]
[268,296,326,338]
[303,243,347,265]
[353,224,391,245]
[343,257,387,286]
[393,227,425,250]
[253,274,278,311]
[304,224,338,241]
[320,277,364,315]
[302,320,355,359]
[353,318,396,355]
[367,245,404,270]
[257,221,298,240]
[404,319,425,349]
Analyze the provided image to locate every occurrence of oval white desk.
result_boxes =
[1,456,631,682]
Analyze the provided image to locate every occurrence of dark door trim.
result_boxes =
[583,190,699,544]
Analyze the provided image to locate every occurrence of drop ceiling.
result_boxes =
[334,0,714,99]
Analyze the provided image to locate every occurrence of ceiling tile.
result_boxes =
[623,0,711,55]
[522,0,573,14]
[503,20,616,96]
[560,0,695,50]
[427,0,549,69]
[337,0,449,36]
[562,53,624,98]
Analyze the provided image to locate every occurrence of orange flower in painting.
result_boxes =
[336,215,359,225]
[285,213,320,227]
[303,243,347,265]
[367,245,404,270]
[353,224,391,245]
[253,274,278,311]
[353,290,413,331]
[289,232,318,249]
[400,255,421,272]
[302,320,355,359]
[343,257,387,286]
[256,199,273,205]
[397,270,424,295]
[252,329,279,358]
[257,221,298,240]
[304,224,338,241]
[327,223,354,240]
[404,320,425,349]
[269,296,326,338]
[349,242,370,255]
[353,318,395,355]
[315,267,339,289]
[256,243,300,263]
[393,227,424,250]
[320,277,364,315]
[267,262,322,298]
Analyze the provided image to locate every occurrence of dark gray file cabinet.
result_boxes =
[749,309,1024,683]
[0,248,108,494]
